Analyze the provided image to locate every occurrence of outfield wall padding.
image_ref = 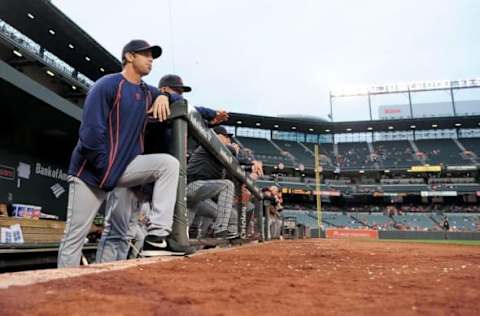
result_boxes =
[378,231,480,240]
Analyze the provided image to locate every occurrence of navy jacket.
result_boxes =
[68,73,161,191]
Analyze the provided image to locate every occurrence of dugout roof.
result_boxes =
[0,0,121,81]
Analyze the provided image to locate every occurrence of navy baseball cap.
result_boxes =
[213,126,233,137]
[122,39,162,60]
[159,74,192,92]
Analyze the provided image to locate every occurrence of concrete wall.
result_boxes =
[0,149,69,220]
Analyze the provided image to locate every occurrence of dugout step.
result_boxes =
[189,237,255,250]
[0,242,97,272]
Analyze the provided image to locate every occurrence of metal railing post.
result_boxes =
[169,101,189,246]
[255,198,264,242]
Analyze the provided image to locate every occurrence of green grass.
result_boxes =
[378,239,480,246]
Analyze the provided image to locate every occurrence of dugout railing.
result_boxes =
[164,100,267,245]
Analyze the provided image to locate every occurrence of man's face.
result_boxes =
[128,50,153,76]
[162,86,184,95]
[269,186,279,195]
[216,133,231,145]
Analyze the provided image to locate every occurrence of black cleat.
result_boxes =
[141,235,196,257]
[213,230,239,240]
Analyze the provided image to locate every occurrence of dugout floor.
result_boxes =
[0,239,479,315]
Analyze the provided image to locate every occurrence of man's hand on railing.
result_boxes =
[210,110,229,125]
[148,95,170,122]
[230,143,240,155]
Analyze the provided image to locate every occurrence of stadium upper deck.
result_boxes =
[224,112,480,172]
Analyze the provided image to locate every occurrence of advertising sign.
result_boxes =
[325,229,378,239]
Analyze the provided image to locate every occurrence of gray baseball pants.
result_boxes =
[95,188,151,263]
[58,154,179,268]
[187,179,234,234]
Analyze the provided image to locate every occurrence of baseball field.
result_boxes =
[0,239,479,315]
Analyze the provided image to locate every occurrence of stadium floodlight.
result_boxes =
[330,77,480,97]
[68,43,74,49]
[308,128,314,132]
[46,70,55,77]
[291,126,296,130]
[325,129,330,132]
[455,123,462,127]
[99,67,105,72]
[236,120,242,125]
[27,13,35,19]
[432,124,438,128]
[274,124,279,128]
[12,50,22,57]
[388,126,394,130]
[48,29,55,35]
[367,127,373,131]
[255,122,261,126]
[346,128,352,132]
[71,85,77,90]
[410,125,416,129]
[85,56,91,61]
[384,169,390,173]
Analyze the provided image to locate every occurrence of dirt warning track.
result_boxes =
[1,239,479,316]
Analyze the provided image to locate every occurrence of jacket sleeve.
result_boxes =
[148,85,161,101]
[148,85,182,106]
[195,106,217,122]
[170,93,184,103]
[237,148,256,165]
[78,78,114,172]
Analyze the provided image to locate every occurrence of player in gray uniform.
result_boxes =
[95,187,150,262]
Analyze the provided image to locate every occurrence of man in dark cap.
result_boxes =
[158,74,229,126]
[58,40,194,268]
[187,126,240,239]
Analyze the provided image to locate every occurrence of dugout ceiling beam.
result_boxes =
[0,58,82,121]
[0,0,121,81]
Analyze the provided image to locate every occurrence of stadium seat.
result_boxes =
[415,139,471,165]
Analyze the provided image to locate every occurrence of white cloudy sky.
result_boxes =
[53,0,480,121]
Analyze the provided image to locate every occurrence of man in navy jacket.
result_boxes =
[58,40,194,268]
[95,74,230,261]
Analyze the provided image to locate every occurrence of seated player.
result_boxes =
[187,126,239,239]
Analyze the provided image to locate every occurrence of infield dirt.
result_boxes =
[0,239,479,315]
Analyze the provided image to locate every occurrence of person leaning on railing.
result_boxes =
[186,126,240,239]
[57,40,196,268]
